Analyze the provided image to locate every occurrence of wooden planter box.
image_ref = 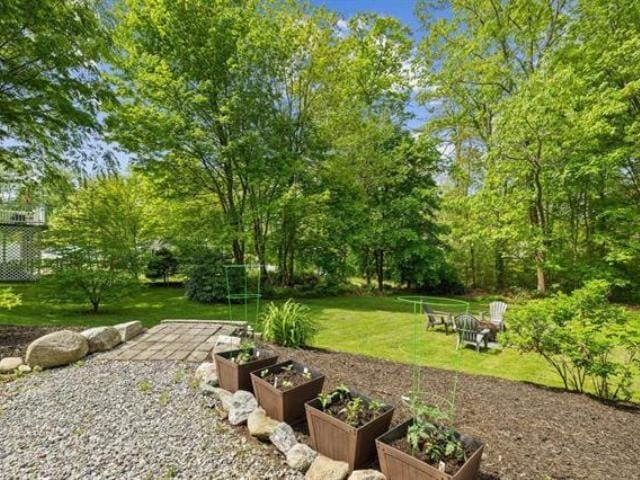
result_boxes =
[305,391,394,472]
[214,348,278,393]
[376,419,484,480]
[251,360,325,424]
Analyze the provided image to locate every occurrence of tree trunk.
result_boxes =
[535,251,546,293]
[375,249,384,292]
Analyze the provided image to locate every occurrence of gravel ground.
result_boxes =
[0,358,303,480]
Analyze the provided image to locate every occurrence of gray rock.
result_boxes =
[305,455,349,480]
[247,408,279,441]
[286,443,317,472]
[81,327,122,353]
[25,331,89,368]
[195,362,218,387]
[269,422,297,454]
[348,470,386,480]
[212,335,242,353]
[228,390,258,425]
[0,357,23,373]
[113,321,144,342]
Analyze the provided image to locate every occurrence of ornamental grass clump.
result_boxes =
[260,299,318,347]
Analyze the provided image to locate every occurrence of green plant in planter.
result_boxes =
[233,342,255,365]
[368,399,384,414]
[407,401,465,465]
[340,396,365,427]
[318,392,334,410]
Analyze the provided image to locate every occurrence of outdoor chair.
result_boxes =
[480,301,508,331]
[422,303,453,334]
[454,313,490,352]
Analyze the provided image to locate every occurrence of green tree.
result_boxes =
[145,248,178,285]
[42,173,157,311]
[0,0,111,174]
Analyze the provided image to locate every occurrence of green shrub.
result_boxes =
[260,299,318,347]
[183,249,243,303]
[0,288,21,310]
[506,280,640,401]
[145,248,178,284]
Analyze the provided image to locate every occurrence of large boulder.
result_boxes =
[247,408,279,441]
[114,321,143,342]
[25,330,89,368]
[305,455,349,480]
[348,470,386,480]
[0,357,23,373]
[81,326,122,353]
[269,422,297,454]
[286,443,317,472]
[228,390,258,426]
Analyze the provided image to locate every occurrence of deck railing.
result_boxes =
[0,206,46,226]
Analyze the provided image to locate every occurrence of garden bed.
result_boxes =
[0,325,82,358]
[267,342,640,480]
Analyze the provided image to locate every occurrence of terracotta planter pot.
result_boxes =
[376,419,484,480]
[250,360,325,424]
[305,390,394,472]
[214,348,278,393]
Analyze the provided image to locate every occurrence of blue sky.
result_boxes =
[312,0,424,38]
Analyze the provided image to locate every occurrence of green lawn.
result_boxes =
[2,283,638,400]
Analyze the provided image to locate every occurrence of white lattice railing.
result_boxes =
[0,206,46,225]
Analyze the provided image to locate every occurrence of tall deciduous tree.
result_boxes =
[0,0,110,175]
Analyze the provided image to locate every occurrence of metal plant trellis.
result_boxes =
[223,264,262,325]
[396,295,469,421]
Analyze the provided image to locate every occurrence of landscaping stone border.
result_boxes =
[198,359,387,480]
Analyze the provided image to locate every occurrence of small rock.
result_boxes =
[0,357,23,373]
[286,443,317,472]
[203,387,233,410]
[461,434,483,452]
[247,408,279,441]
[195,362,218,387]
[81,326,122,353]
[25,330,89,368]
[228,390,258,425]
[113,321,144,342]
[269,422,297,454]
[17,364,32,374]
[349,470,386,480]
[305,455,349,480]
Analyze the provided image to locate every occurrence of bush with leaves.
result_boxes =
[506,280,640,401]
[145,248,178,284]
[0,288,21,310]
[183,249,243,303]
[260,299,318,347]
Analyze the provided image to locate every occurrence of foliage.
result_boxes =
[417,0,640,297]
[0,288,21,310]
[0,0,111,175]
[145,248,178,284]
[41,174,156,312]
[182,249,243,303]
[406,399,465,466]
[40,253,139,313]
[507,280,640,401]
[260,299,317,348]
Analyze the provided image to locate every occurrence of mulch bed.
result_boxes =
[0,324,82,359]
[267,343,640,480]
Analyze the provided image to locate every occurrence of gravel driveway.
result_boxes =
[0,359,303,480]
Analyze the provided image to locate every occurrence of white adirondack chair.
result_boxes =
[481,301,508,331]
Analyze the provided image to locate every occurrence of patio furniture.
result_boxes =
[422,303,453,334]
[454,313,490,352]
[481,301,508,331]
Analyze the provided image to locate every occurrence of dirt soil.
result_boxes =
[0,325,82,359]
[268,343,640,480]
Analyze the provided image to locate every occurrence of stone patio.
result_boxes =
[101,320,245,363]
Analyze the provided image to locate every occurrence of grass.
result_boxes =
[1,282,638,400]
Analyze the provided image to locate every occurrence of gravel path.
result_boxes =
[0,359,303,480]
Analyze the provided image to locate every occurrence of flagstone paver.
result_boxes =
[102,320,245,362]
